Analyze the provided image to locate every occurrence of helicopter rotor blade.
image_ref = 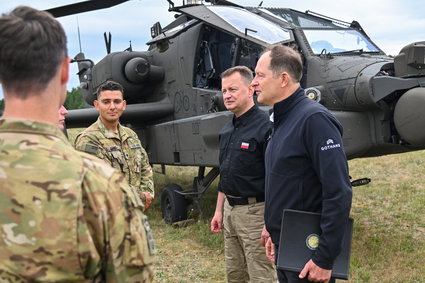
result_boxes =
[45,0,129,18]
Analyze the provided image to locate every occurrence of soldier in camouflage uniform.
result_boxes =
[0,6,155,282]
[75,80,155,210]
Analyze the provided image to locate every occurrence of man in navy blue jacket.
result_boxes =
[251,45,352,283]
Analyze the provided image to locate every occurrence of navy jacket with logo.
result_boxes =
[265,88,352,270]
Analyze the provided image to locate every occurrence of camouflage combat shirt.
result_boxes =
[74,118,154,199]
[0,118,156,282]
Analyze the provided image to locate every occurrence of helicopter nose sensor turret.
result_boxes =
[392,42,425,146]
[394,41,425,78]
[393,87,425,145]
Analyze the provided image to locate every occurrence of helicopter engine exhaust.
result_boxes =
[77,51,164,105]
[124,57,164,84]
[393,87,425,146]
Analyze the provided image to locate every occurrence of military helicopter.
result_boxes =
[45,0,425,222]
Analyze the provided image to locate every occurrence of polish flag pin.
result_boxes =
[241,142,249,149]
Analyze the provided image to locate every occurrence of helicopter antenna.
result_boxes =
[104,32,112,54]
[76,15,82,53]
[124,41,133,52]
[258,1,263,7]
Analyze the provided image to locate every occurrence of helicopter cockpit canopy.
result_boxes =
[258,8,344,28]
[178,5,292,46]
[207,6,290,44]
[303,29,380,54]
[259,7,382,55]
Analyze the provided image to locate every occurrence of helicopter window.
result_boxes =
[260,8,342,28]
[194,26,235,89]
[207,6,290,44]
[304,29,380,54]
[238,40,263,71]
[298,16,337,28]
[195,40,216,87]
[193,24,264,89]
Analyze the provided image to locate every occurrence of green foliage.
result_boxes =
[0,99,4,114]
[64,87,85,110]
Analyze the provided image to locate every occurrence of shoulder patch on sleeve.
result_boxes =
[130,143,142,149]
[84,144,100,155]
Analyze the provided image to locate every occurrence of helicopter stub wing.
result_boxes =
[66,99,174,128]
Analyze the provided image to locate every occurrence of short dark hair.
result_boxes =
[96,80,124,99]
[263,45,303,82]
[0,6,67,97]
[221,66,253,85]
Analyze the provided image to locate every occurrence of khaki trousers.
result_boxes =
[223,199,277,283]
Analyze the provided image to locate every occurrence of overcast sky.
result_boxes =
[1,0,424,100]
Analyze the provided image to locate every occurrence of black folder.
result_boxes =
[276,209,353,280]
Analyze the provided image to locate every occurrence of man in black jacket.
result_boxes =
[211,66,276,282]
[251,45,352,283]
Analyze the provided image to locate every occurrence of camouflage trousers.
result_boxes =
[223,199,278,283]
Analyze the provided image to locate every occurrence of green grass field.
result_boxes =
[68,128,425,282]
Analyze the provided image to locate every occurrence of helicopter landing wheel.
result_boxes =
[161,183,188,223]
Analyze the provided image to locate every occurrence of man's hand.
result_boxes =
[265,237,275,263]
[141,192,153,211]
[210,212,223,233]
[299,259,332,283]
[261,225,275,263]
[260,225,270,246]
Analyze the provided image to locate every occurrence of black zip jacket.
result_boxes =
[265,88,352,270]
